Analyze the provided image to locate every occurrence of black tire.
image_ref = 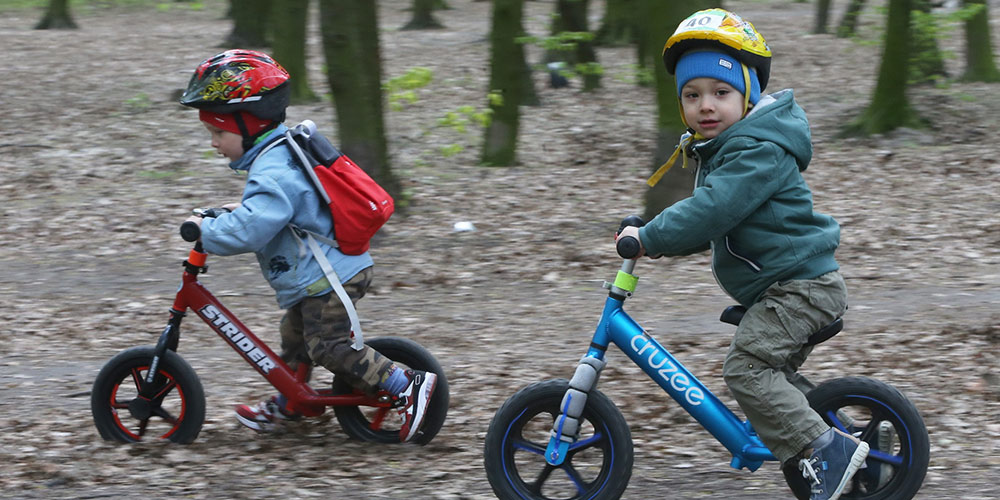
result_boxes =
[331,336,448,445]
[484,379,633,500]
[784,377,929,500]
[91,346,205,444]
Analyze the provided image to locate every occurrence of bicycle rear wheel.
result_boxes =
[330,336,449,445]
[484,379,633,500]
[784,376,929,500]
[91,346,205,444]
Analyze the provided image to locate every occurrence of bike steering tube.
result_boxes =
[545,355,606,466]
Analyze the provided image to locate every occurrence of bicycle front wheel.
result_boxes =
[91,346,205,444]
[484,379,633,500]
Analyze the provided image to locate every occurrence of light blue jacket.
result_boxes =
[639,90,840,307]
[200,124,374,309]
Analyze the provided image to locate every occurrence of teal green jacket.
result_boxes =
[639,90,840,307]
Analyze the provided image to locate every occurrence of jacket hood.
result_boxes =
[698,89,812,172]
[229,124,289,172]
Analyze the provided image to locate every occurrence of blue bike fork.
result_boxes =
[545,263,776,471]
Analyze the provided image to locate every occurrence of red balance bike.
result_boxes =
[91,209,449,444]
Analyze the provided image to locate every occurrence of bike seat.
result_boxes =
[719,305,843,347]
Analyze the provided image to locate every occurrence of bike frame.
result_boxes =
[146,242,391,418]
[543,258,903,473]
[546,258,775,472]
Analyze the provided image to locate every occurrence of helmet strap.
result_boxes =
[232,111,279,153]
[647,102,705,188]
[741,63,752,115]
[232,112,255,153]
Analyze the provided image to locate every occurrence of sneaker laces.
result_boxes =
[800,456,822,485]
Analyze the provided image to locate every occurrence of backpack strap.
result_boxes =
[291,224,363,351]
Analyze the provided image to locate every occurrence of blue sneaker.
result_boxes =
[799,428,870,500]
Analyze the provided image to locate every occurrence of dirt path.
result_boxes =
[2,1,999,499]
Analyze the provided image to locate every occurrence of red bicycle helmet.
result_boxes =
[179,49,290,123]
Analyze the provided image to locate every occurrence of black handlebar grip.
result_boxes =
[616,236,641,259]
[180,221,201,242]
[616,215,646,259]
[618,215,646,233]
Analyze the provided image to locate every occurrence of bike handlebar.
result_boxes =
[180,221,201,242]
[616,215,646,259]
[180,207,230,242]
[616,236,641,260]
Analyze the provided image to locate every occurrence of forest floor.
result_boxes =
[1,0,999,499]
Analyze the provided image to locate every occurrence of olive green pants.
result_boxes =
[722,271,848,463]
[278,267,393,392]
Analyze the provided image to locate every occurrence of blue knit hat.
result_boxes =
[675,50,761,105]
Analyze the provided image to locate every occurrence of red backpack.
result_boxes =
[282,120,394,255]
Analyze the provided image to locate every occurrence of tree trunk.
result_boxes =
[814,0,832,34]
[481,0,531,166]
[595,0,638,47]
[837,0,866,38]
[843,0,923,135]
[317,0,399,197]
[960,0,1000,82]
[550,0,600,91]
[271,0,316,103]
[35,0,77,30]
[639,0,707,219]
[226,0,271,48]
[403,0,444,29]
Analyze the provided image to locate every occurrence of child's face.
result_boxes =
[680,77,746,139]
[204,122,244,161]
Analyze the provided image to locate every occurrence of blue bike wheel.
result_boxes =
[784,376,930,500]
[484,379,633,500]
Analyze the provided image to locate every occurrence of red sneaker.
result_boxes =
[235,396,298,432]
[394,370,437,442]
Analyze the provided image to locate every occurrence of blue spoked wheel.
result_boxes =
[484,379,633,500]
[784,377,930,500]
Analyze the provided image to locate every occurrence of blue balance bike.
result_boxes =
[483,216,929,500]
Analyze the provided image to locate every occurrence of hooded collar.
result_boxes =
[228,123,289,172]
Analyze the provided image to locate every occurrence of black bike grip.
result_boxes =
[616,236,641,259]
[180,221,201,242]
[618,215,646,233]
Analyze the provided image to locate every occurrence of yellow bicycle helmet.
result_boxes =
[662,8,771,91]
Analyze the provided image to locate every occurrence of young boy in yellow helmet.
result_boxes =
[617,9,868,500]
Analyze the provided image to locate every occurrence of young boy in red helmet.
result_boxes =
[617,10,869,500]
[178,49,436,442]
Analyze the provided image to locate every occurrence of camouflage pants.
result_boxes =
[279,267,393,392]
[722,271,849,463]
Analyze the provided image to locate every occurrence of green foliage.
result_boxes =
[438,104,492,133]
[384,67,433,111]
[519,31,605,84]
[2,0,209,11]
[575,62,603,77]
[909,9,950,84]
[613,64,654,86]
[487,89,503,108]
[439,144,464,157]
[518,31,595,52]
[123,93,152,113]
